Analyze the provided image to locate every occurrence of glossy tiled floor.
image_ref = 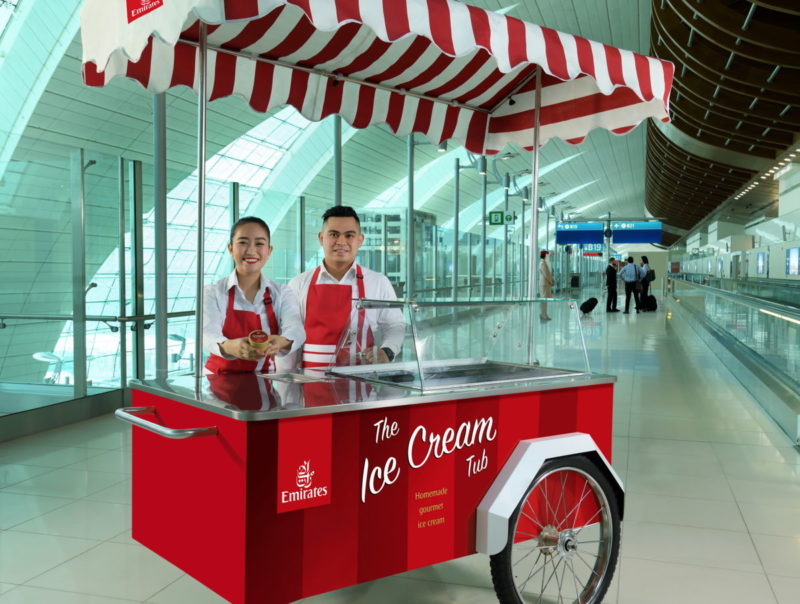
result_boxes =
[1,297,799,603]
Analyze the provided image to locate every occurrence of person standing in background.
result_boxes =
[538,250,555,321]
[605,258,619,312]
[619,255,643,314]
[640,255,653,306]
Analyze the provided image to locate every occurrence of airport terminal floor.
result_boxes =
[1,295,799,604]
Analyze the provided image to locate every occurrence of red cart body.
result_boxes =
[130,377,613,603]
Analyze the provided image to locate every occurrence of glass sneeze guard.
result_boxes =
[326,299,591,392]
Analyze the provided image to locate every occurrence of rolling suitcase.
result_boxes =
[580,297,598,315]
[643,295,657,311]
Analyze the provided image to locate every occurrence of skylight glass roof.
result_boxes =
[0,1,18,40]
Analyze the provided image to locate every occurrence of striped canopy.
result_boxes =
[81,0,674,154]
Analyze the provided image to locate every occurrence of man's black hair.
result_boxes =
[322,205,361,226]
[641,255,649,264]
[230,216,271,243]
[627,256,634,263]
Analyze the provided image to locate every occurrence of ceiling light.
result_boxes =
[478,156,487,175]
[437,141,447,153]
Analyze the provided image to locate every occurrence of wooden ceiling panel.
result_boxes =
[646,0,800,234]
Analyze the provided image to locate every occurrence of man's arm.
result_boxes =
[373,274,406,356]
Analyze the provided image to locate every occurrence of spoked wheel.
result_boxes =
[490,455,620,604]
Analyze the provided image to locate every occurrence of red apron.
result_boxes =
[205,285,279,375]
[301,264,374,370]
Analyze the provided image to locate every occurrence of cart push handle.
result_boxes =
[115,406,218,439]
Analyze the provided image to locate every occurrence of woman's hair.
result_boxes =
[641,255,649,264]
[229,216,271,244]
[540,250,548,259]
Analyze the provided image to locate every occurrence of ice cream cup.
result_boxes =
[248,330,269,350]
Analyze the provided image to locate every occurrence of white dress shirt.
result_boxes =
[619,263,644,283]
[288,263,405,355]
[203,271,305,373]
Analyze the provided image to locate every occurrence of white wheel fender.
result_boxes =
[476,432,623,556]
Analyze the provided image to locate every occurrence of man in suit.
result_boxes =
[605,258,619,312]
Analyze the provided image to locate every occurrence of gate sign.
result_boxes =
[610,221,662,244]
[488,211,515,225]
[556,222,604,244]
[580,243,604,256]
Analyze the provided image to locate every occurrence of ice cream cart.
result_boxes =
[118,300,620,603]
[78,0,674,601]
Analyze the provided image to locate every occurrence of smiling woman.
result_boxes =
[202,216,306,375]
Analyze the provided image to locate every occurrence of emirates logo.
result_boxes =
[296,460,315,489]
[280,459,328,505]
[126,0,164,23]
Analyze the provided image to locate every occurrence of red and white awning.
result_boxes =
[80,0,673,154]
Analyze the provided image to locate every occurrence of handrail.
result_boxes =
[0,314,118,322]
[356,298,568,309]
[679,273,800,289]
[115,407,217,439]
[117,311,195,322]
[673,279,800,321]
[0,310,196,323]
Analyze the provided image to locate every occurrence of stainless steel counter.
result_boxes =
[131,361,615,422]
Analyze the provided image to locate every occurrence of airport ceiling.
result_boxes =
[13,0,800,248]
[646,0,800,241]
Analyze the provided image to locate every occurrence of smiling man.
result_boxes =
[289,206,404,369]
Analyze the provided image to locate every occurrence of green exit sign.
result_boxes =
[488,211,515,225]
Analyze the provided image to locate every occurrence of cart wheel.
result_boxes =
[489,455,620,604]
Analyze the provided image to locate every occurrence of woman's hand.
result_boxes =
[219,338,266,361]
[361,346,390,364]
[264,335,292,356]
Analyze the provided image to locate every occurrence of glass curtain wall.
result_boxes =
[1,18,543,428]
[0,144,123,415]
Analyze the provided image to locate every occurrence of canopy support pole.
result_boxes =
[154,93,168,380]
[194,23,208,382]
[528,66,542,300]
[333,115,342,206]
[481,169,487,300]
[502,173,510,300]
[527,66,542,365]
[407,135,415,299]
[453,158,460,301]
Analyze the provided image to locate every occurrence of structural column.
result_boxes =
[70,149,88,398]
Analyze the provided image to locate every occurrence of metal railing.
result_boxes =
[0,311,197,391]
[670,278,800,441]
